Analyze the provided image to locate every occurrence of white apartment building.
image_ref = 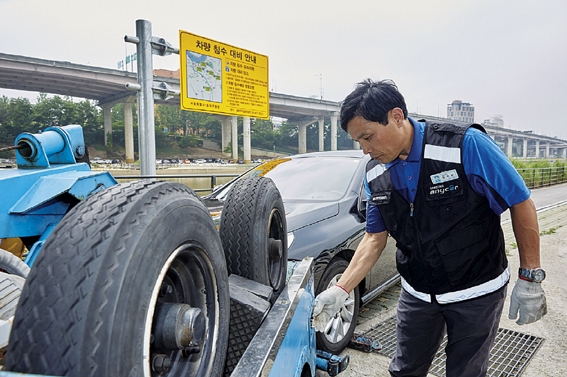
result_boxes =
[447,100,475,123]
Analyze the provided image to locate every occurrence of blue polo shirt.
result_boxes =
[365,118,531,234]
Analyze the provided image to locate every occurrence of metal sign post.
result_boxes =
[134,19,156,177]
[125,19,178,177]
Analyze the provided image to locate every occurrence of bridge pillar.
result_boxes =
[124,102,135,163]
[298,124,307,154]
[546,143,550,158]
[563,148,567,159]
[318,117,325,152]
[221,116,231,153]
[330,112,338,151]
[103,105,112,148]
[243,117,251,163]
[231,116,238,161]
[535,140,540,158]
[506,136,513,158]
[523,138,528,158]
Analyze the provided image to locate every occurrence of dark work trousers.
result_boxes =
[388,285,507,377]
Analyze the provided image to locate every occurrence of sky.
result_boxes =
[1,0,566,140]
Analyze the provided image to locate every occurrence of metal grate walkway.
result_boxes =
[360,316,545,377]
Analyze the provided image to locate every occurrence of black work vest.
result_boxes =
[367,122,507,295]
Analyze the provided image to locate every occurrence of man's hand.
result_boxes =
[312,285,349,332]
[508,278,547,325]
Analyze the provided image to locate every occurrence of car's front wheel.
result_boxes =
[315,258,360,353]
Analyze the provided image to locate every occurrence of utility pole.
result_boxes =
[317,74,323,100]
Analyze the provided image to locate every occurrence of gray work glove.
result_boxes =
[312,285,349,332]
[508,278,547,325]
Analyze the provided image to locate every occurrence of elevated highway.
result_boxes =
[1,52,566,162]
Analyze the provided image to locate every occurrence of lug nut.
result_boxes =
[152,354,172,374]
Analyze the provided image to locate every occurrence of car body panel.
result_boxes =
[284,201,339,232]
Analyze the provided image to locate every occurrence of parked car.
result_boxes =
[203,150,399,353]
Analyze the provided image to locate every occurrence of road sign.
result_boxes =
[179,30,269,119]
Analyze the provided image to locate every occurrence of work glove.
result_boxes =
[312,285,349,332]
[508,278,547,325]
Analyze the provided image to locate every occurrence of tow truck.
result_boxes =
[0,125,349,376]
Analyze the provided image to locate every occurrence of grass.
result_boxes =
[540,225,562,236]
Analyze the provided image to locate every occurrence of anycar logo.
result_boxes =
[429,184,459,195]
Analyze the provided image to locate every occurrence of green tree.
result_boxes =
[178,134,203,148]
[336,126,355,150]
[184,111,221,140]
[250,118,276,150]
[110,103,126,148]
[32,94,79,129]
[155,104,183,135]
[275,121,298,148]
[0,96,34,139]
[75,99,103,146]
[154,105,223,145]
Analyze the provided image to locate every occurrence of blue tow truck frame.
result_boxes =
[0,125,348,376]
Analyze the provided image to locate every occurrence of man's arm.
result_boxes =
[508,197,547,325]
[311,230,388,332]
[510,197,541,269]
[336,230,389,293]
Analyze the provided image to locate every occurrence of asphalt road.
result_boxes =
[501,182,567,222]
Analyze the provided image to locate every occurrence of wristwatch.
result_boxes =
[518,267,546,283]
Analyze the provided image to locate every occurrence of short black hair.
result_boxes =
[339,79,408,131]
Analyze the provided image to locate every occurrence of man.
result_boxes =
[312,79,547,377]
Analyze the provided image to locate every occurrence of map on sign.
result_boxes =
[185,51,222,103]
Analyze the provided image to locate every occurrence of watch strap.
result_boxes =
[518,267,545,283]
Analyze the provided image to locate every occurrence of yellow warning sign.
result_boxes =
[179,30,269,119]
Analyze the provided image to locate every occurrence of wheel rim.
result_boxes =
[144,242,220,377]
[322,273,356,344]
[267,208,286,291]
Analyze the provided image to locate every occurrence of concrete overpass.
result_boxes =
[1,52,566,162]
[415,114,567,159]
[0,52,343,162]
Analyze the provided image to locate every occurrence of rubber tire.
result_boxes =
[5,181,230,377]
[219,176,287,300]
[315,258,360,354]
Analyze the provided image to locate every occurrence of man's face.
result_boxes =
[346,113,405,164]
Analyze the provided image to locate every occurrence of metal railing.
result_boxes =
[114,167,567,194]
[112,173,240,193]
[516,166,567,189]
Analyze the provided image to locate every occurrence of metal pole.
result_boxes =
[136,19,157,177]
[243,117,251,163]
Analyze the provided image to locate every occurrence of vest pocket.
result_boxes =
[434,223,489,285]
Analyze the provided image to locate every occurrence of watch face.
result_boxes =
[533,269,546,282]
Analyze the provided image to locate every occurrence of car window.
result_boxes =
[215,157,362,201]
